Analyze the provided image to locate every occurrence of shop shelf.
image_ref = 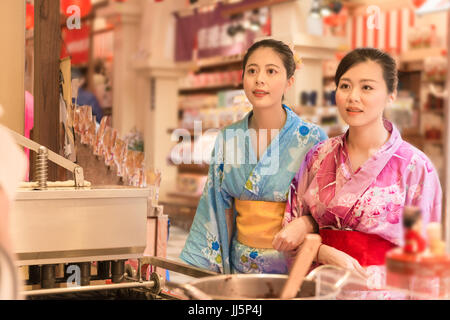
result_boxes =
[178,83,243,94]
[400,47,447,64]
[167,160,210,174]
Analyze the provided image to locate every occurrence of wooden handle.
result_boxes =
[280,234,322,299]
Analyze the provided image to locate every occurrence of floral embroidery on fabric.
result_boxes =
[283,120,442,294]
[181,106,328,274]
[201,227,223,272]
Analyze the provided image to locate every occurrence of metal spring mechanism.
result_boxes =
[36,146,48,190]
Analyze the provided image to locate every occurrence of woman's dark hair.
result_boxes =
[335,48,398,93]
[242,39,296,79]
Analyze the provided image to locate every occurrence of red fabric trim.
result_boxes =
[362,15,368,47]
[352,16,357,49]
[397,9,402,54]
[319,229,396,267]
[385,12,390,52]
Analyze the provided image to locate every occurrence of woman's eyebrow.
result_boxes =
[360,79,378,83]
[266,64,281,69]
[340,77,377,83]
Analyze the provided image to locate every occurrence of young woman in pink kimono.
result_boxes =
[275,48,442,298]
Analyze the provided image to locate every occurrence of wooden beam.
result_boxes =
[33,0,62,181]
[445,10,450,252]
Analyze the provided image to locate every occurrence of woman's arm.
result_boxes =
[272,215,318,251]
[225,208,234,246]
[273,149,317,252]
[316,244,367,279]
[0,188,12,254]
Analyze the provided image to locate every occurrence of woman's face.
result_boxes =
[335,60,396,128]
[243,47,294,110]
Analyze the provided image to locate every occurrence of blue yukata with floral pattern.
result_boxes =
[180,105,327,274]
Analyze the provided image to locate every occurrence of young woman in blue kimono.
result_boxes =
[180,39,328,274]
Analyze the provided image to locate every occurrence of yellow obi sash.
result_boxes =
[235,199,286,249]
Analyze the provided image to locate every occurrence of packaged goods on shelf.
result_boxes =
[217,89,248,108]
[180,102,252,130]
[179,70,243,90]
[424,55,447,83]
[124,150,145,187]
[424,92,445,111]
[73,110,151,189]
[176,173,208,197]
[179,94,218,109]
[408,24,439,50]
[113,138,128,177]
[422,113,444,140]
[103,126,118,167]
[94,116,108,156]
[384,95,415,133]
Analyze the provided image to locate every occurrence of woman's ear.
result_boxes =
[387,89,397,105]
[285,76,295,92]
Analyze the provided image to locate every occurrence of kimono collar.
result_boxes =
[341,118,402,165]
[245,104,294,132]
[324,119,404,220]
[243,104,297,195]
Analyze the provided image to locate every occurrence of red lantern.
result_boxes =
[26,3,34,30]
[411,0,426,8]
[61,0,92,18]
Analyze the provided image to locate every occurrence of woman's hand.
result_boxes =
[272,217,307,252]
[317,244,368,279]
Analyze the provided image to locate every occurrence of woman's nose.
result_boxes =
[255,72,265,85]
[348,87,360,102]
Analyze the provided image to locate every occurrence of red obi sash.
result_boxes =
[319,229,396,267]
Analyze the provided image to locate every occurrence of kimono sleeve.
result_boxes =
[283,147,316,225]
[316,126,328,143]
[405,157,442,230]
[179,133,231,273]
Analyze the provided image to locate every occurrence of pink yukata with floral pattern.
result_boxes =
[284,119,442,299]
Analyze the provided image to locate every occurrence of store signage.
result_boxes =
[348,7,416,55]
[175,0,271,61]
[61,25,90,65]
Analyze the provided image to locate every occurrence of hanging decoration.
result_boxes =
[411,0,427,8]
[26,3,34,30]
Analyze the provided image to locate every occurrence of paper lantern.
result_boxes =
[411,0,426,8]
[61,0,92,18]
[26,3,34,30]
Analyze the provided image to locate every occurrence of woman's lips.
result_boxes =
[253,90,269,98]
[346,107,363,115]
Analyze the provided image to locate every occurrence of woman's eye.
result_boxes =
[362,85,373,90]
[339,83,350,89]
[247,68,256,75]
[267,68,277,75]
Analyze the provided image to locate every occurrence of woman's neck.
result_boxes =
[347,117,390,154]
[249,105,287,131]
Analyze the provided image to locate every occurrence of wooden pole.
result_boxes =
[33,0,62,181]
[445,10,450,252]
